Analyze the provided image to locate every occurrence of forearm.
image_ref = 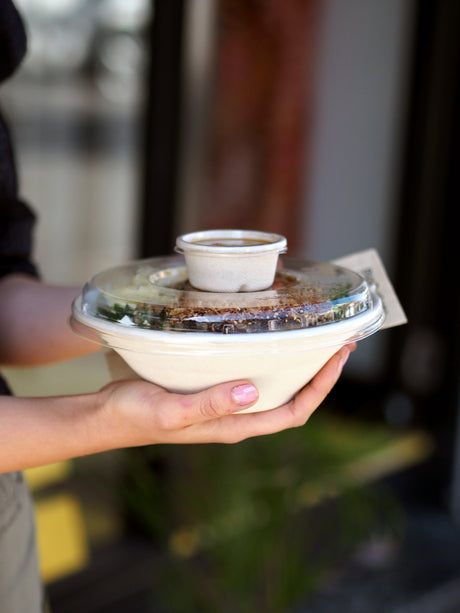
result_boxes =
[0,345,354,472]
[0,391,111,472]
[0,274,99,366]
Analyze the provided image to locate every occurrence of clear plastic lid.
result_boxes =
[77,255,376,334]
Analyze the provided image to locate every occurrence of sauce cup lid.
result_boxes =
[175,229,287,256]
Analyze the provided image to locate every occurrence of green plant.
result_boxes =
[120,412,408,612]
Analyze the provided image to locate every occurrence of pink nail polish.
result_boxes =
[231,384,258,406]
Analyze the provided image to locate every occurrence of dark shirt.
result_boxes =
[0,9,45,612]
[0,0,26,82]
[0,0,39,394]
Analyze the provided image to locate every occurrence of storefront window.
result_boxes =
[3,0,151,284]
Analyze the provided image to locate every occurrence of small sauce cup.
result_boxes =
[175,229,288,292]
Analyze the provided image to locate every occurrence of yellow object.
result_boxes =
[25,461,72,491]
[25,461,90,583]
[34,493,89,584]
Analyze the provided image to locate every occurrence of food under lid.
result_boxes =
[77,255,377,334]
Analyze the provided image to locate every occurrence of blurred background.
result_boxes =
[1,0,459,611]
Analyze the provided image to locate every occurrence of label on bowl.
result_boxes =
[332,248,407,329]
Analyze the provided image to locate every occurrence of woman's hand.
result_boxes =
[99,344,356,448]
[0,344,355,472]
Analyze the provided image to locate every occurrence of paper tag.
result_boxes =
[332,248,407,329]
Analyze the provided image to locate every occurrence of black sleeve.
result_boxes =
[0,1,38,395]
[0,1,27,83]
[0,3,39,282]
[0,196,39,280]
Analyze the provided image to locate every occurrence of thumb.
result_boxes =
[173,380,259,425]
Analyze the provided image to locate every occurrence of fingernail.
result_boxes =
[337,347,350,373]
[348,341,358,353]
[231,384,258,406]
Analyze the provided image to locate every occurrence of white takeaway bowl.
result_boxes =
[71,293,384,413]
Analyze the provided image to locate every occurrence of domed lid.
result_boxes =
[77,254,377,334]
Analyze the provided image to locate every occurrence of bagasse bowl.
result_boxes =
[71,294,384,413]
[70,249,385,413]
